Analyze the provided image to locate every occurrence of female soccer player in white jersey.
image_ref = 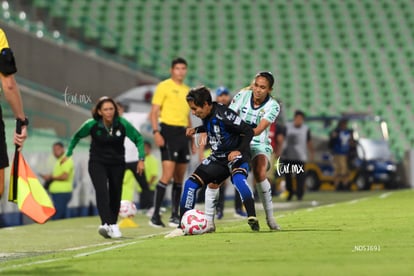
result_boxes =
[205,71,281,231]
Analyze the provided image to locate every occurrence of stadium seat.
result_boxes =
[10,0,414,158]
[101,31,118,50]
[32,0,49,9]
[49,0,69,19]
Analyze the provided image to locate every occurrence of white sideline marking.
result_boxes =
[0,258,66,272]
[0,241,139,271]
[2,227,16,231]
[348,199,361,204]
[64,241,120,252]
[379,192,393,199]
[74,241,139,257]
[0,240,144,272]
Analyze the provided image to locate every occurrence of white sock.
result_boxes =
[257,179,274,220]
[205,186,219,223]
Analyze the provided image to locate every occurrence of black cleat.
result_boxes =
[168,216,180,228]
[248,216,260,232]
[149,215,166,228]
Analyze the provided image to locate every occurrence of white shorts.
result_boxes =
[250,143,273,171]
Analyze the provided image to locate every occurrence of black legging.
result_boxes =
[125,161,153,209]
[89,161,125,225]
[284,160,306,200]
[217,185,243,212]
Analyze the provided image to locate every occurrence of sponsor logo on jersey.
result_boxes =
[234,117,242,125]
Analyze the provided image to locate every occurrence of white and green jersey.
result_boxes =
[229,90,280,147]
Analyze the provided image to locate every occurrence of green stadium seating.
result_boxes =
[65,2,86,29]
[32,0,49,9]
[48,1,68,19]
[10,0,414,158]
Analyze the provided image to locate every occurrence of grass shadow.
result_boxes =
[4,265,81,275]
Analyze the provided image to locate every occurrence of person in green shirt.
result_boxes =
[63,96,145,239]
[40,142,74,220]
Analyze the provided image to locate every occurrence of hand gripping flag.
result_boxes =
[8,119,55,223]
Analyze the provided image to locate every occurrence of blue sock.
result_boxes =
[232,173,256,217]
[179,178,200,218]
[232,173,254,201]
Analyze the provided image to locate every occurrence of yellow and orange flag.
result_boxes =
[8,152,56,224]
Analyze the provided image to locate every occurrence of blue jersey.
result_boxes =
[195,103,254,159]
[330,128,353,154]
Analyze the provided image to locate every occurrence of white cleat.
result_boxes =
[205,221,216,233]
[98,224,111,239]
[109,224,122,238]
[267,218,281,231]
[164,228,185,238]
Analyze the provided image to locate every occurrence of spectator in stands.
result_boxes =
[63,96,145,239]
[40,142,74,219]
[117,102,153,209]
[329,119,354,191]
[0,28,28,199]
[149,57,194,228]
[282,110,314,201]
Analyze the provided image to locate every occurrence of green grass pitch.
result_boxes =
[1,190,413,275]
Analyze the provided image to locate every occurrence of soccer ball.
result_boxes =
[181,209,208,235]
[119,200,137,218]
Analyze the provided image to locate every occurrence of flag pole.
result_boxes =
[11,119,22,202]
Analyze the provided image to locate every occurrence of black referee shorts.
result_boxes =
[0,107,9,169]
[159,123,191,163]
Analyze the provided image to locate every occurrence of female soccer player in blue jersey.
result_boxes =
[165,86,258,238]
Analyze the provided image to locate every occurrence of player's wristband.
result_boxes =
[152,129,159,134]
